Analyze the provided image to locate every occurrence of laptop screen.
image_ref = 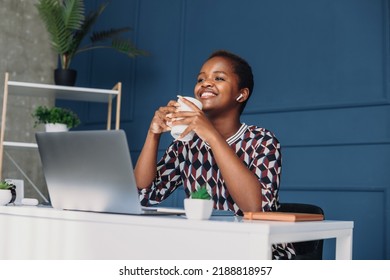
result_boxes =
[36,130,145,214]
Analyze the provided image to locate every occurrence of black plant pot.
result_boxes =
[54,69,77,86]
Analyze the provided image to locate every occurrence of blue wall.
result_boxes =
[61,0,390,260]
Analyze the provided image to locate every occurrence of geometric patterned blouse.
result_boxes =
[139,123,296,260]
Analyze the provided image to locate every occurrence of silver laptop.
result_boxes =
[35,130,184,215]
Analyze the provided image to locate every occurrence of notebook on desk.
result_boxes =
[243,211,324,222]
[35,130,185,216]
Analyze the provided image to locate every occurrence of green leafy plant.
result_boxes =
[0,180,15,190]
[190,185,211,200]
[35,0,147,70]
[33,105,81,129]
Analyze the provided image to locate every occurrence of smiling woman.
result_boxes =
[195,51,254,116]
[134,50,296,260]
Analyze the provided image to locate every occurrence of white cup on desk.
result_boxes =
[170,96,203,142]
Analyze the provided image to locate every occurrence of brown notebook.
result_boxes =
[243,212,324,222]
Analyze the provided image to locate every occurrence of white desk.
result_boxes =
[0,206,353,260]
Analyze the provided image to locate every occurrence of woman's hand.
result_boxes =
[149,100,180,134]
[168,96,218,142]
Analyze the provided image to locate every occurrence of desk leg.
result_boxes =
[335,229,353,260]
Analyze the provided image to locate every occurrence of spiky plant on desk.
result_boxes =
[0,180,16,205]
[190,185,212,200]
[191,185,211,199]
[184,185,213,220]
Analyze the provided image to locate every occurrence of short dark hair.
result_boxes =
[208,50,254,114]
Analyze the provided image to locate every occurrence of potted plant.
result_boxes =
[35,0,147,86]
[33,105,81,132]
[184,185,214,220]
[0,180,16,206]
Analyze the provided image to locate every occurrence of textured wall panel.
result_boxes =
[0,0,56,202]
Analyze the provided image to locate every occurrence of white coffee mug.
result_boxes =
[170,96,203,142]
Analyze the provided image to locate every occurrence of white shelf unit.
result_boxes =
[0,72,122,180]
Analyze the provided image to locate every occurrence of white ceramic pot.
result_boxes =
[45,123,68,132]
[184,198,213,220]
[0,189,12,206]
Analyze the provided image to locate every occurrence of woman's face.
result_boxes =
[194,56,241,115]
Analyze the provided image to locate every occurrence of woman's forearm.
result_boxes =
[134,131,161,188]
[207,134,263,212]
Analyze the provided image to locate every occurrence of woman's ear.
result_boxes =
[236,88,249,103]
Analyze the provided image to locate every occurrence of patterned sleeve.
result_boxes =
[249,130,282,212]
[250,130,295,260]
[139,142,183,206]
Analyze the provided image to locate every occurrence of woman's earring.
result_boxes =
[236,94,243,101]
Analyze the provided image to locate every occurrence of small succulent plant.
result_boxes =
[0,180,15,190]
[190,185,211,200]
[0,180,17,205]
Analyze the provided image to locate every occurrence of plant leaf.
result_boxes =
[68,2,107,60]
[191,185,211,200]
[112,38,148,57]
[63,0,85,30]
[89,27,132,43]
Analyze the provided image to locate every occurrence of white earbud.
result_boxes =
[236,94,243,101]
